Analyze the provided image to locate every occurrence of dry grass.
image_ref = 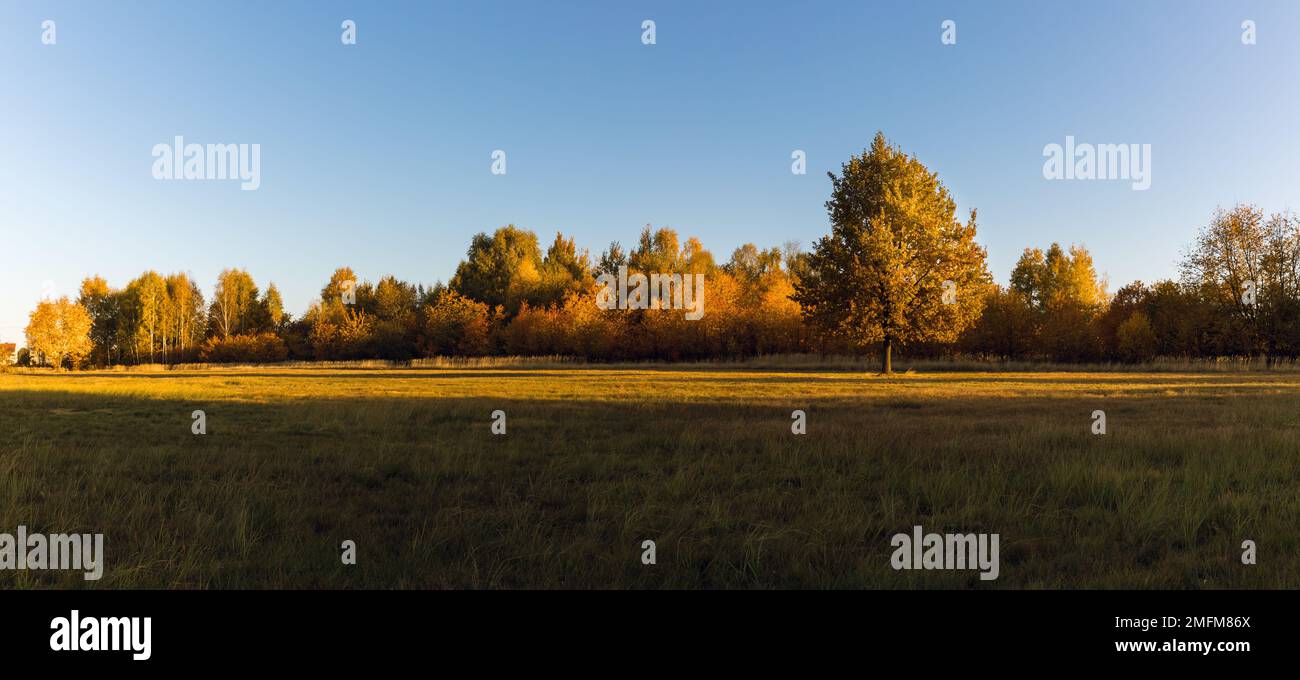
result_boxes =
[1,365,1297,588]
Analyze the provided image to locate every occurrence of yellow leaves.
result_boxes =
[422,291,491,357]
[25,297,93,368]
[1011,243,1106,311]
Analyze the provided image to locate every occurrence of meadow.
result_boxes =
[2,362,1299,588]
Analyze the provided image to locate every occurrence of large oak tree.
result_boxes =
[794,132,989,373]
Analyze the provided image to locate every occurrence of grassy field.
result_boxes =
[2,364,1299,588]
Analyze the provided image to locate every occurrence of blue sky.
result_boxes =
[3,1,1300,344]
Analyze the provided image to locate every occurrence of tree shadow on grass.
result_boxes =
[1,386,1296,589]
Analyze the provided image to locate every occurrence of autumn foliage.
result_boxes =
[21,137,1300,369]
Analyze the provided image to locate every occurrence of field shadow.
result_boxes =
[2,381,1296,589]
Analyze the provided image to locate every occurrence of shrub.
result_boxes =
[421,291,491,356]
[1117,311,1158,363]
[200,333,289,363]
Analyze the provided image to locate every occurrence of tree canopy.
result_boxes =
[25,297,93,368]
[794,132,989,373]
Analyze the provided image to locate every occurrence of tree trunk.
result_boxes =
[881,336,892,374]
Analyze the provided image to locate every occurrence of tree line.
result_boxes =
[18,133,1300,370]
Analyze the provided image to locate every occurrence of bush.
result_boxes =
[421,291,491,356]
[1117,311,1158,363]
[200,333,289,363]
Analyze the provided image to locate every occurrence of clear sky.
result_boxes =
[4,1,1300,344]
